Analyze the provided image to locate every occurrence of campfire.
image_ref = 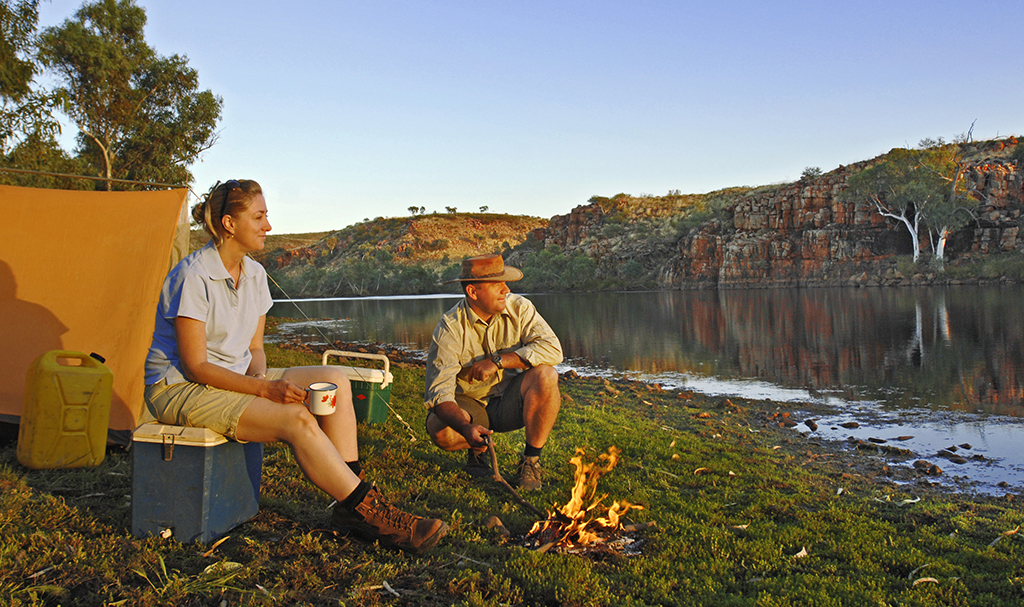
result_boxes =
[523,446,655,555]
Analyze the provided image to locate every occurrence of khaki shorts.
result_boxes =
[450,372,527,433]
[144,368,286,440]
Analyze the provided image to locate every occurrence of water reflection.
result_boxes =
[531,287,1024,417]
[270,294,461,349]
[270,286,1024,417]
[269,286,1024,492]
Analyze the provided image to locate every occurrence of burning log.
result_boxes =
[524,446,654,555]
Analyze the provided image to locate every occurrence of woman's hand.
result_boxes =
[261,378,307,405]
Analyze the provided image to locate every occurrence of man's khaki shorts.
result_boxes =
[451,372,527,433]
[144,368,286,440]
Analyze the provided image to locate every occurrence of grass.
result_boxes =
[3,345,1024,605]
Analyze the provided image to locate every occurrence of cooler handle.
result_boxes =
[321,350,391,389]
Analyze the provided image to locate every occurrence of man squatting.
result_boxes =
[424,254,563,490]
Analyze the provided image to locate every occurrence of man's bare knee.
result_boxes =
[523,365,560,399]
[426,411,468,451]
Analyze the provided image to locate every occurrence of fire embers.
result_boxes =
[524,446,655,555]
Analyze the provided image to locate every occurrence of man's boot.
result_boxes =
[512,454,543,491]
[465,447,492,478]
[332,486,448,554]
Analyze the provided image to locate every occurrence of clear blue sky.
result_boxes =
[37,0,1024,235]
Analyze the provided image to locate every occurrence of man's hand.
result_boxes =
[461,422,494,449]
[466,358,500,382]
[428,400,494,451]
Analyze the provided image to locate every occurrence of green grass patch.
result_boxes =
[944,253,1024,280]
[2,350,1023,605]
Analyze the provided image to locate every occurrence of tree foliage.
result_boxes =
[0,0,37,101]
[844,134,974,263]
[0,0,84,187]
[35,0,221,188]
[1,1,60,155]
[270,254,447,298]
[515,245,600,292]
[800,166,823,181]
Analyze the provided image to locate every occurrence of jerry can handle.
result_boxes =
[41,350,106,369]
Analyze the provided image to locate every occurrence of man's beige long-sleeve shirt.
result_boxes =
[424,293,563,409]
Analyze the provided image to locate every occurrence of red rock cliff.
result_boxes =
[542,146,1022,288]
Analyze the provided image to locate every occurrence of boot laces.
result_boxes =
[369,496,418,530]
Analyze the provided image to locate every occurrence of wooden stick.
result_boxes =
[485,437,546,518]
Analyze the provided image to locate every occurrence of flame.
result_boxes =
[527,446,642,548]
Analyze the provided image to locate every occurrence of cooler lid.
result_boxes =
[132,423,228,447]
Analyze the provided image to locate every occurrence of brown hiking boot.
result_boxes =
[512,455,543,491]
[465,448,492,478]
[331,486,448,553]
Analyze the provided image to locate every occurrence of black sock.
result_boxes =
[346,460,362,478]
[339,480,372,511]
[524,444,543,458]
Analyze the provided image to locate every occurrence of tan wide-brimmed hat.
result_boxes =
[443,254,524,284]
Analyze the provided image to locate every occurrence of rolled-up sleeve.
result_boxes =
[424,316,464,410]
[509,297,563,367]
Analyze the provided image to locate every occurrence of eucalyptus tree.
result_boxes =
[0,0,85,187]
[0,0,37,102]
[917,141,974,261]
[845,134,974,264]
[0,0,58,153]
[38,0,221,189]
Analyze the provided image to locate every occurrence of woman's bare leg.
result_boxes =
[235,366,360,501]
[281,366,358,462]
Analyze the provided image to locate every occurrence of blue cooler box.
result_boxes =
[131,423,262,543]
[322,350,393,424]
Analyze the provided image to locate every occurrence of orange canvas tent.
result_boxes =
[0,184,187,436]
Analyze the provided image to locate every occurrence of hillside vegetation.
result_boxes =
[258,214,548,298]
[202,138,1023,297]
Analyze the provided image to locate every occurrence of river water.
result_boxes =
[269,286,1024,494]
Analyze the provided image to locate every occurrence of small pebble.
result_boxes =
[484,515,511,538]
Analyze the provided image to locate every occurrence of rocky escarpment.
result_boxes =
[541,141,1023,288]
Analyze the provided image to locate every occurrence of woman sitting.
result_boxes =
[143,179,447,553]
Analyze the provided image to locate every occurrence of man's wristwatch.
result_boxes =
[491,354,503,369]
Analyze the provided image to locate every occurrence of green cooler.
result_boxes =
[322,350,392,424]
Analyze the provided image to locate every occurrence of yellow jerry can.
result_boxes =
[17,351,113,469]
